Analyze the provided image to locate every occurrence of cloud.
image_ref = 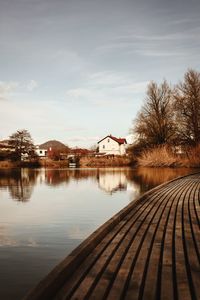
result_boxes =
[0,79,38,101]
[89,72,128,86]
[96,25,200,58]
[0,81,19,100]
[65,71,148,106]
[27,80,38,91]
[169,17,200,26]
[134,49,185,57]
[66,88,93,98]
[67,225,94,240]
[0,225,39,247]
[66,136,100,142]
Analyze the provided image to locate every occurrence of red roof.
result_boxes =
[98,135,127,145]
[71,148,91,155]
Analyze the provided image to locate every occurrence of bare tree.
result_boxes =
[9,129,35,160]
[133,80,176,148]
[174,69,200,146]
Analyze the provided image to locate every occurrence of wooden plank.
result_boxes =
[55,192,156,300]
[182,179,200,300]
[175,178,194,300]
[85,183,179,300]
[144,179,188,300]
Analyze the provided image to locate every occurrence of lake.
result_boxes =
[0,167,196,299]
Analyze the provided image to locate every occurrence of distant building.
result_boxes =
[35,146,47,158]
[0,141,14,152]
[98,135,127,156]
[0,141,15,160]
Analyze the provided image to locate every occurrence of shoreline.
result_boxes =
[0,156,199,169]
[0,156,133,169]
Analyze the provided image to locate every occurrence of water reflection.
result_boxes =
[0,167,197,300]
[98,169,127,194]
[44,169,70,186]
[0,169,37,202]
[130,167,196,192]
[0,167,197,202]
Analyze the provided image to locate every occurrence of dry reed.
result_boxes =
[138,146,180,167]
[137,145,200,168]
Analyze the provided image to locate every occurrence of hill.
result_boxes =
[40,140,69,151]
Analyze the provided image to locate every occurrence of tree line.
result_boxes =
[132,69,200,153]
[6,130,70,161]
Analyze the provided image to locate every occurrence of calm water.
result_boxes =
[0,167,196,300]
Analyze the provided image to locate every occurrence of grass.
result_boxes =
[137,146,179,167]
[80,156,131,167]
[184,144,200,167]
[0,160,17,168]
[137,145,200,168]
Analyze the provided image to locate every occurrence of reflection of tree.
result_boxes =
[0,169,38,202]
[9,184,32,202]
[69,169,99,182]
[44,169,99,186]
[0,167,192,203]
[45,170,70,186]
[127,167,193,193]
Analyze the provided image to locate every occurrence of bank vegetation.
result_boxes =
[130,69,200,168]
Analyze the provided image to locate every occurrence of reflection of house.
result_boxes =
[98,135,127,156]
[98,171,127,194]
[35,146,47,157]
[126,182,141,200]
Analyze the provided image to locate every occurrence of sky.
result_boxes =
[0,0,200,147]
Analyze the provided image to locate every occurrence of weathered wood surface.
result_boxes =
[25,174,200,300]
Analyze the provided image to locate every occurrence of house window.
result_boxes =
[108,139,110,142]
[103,145,105,149]
[40,150,43,154]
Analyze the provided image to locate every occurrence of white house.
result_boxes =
[98,135,127,156]
[35,146,47,158]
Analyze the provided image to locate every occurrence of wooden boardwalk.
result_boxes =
[25,174,200,300]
